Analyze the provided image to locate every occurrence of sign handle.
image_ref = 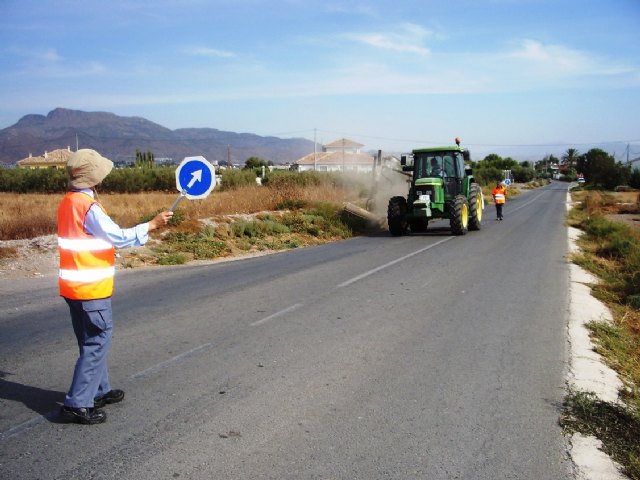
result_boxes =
[169,191,187,212]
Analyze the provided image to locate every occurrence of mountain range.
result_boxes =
[0,108,316,167]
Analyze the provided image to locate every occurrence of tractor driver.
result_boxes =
[429,157,443,177]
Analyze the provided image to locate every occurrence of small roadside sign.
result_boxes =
[169,156,216,211]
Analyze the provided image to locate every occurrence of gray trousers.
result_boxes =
[63,297,113,408]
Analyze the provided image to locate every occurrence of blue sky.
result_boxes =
[1,0,639,160]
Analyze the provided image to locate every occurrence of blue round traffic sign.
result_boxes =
[175,156,216,199]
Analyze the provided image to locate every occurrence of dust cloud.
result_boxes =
[366,158,412,219]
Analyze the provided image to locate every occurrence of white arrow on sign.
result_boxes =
[187,169,202,189]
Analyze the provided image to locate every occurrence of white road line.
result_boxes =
[250,303,304,327]
[0,411,57,441]
[132,343,213,378]
[336,237,455,288]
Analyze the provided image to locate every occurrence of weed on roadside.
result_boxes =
[561,390,640,479]
[565,191,640,477]
[155,228,230,262]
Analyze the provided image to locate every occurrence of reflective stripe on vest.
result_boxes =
[58,192,115,300]
[58,237,114,251]
[493,193,506,204]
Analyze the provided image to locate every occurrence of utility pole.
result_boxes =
[627,143,630,164]
[227,144,231,167]
[314,128,317,171]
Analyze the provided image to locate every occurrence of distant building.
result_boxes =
[17,147,73,169]
[293,138,374,172]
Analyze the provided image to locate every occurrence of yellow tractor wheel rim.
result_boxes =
[476,193,483,222]
[462,203,468,228]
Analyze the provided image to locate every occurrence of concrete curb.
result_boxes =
[566,191,627,479]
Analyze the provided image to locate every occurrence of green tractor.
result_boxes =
[387,143,484,236]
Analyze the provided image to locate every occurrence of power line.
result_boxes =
[306,128,640,149]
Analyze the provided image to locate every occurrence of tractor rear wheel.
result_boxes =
[388,196,408,236]
[450,195,469,235]
[468,183,483,231]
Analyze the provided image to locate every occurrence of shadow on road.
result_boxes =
[0,370,65,421]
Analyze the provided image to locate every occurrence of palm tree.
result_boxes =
[562,148,580,173]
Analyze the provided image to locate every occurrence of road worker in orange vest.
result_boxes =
[58,149,173,425]
[492,181,506,221]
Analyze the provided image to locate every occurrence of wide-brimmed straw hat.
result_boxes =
[66,149,114,189]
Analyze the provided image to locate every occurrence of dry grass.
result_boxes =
[0,183,356,241]
[573,190,640,215]
[0,193,62,239]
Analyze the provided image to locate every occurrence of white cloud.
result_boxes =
[346,23,432,55]
[37,48,62,62]
[181,46,237,58]
[507,39,590,73]
[496,38,640,87]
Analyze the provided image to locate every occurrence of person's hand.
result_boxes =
[148,211,173,231]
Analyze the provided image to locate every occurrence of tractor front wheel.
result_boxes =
[388,196,408,236]
[450,195,469,235]
[468,183,483,231]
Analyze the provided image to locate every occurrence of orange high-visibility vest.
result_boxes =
[492,186,506,204]
[58,192,115,300]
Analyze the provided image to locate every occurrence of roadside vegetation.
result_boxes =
[0,169,376,267]
[0,152,551,267]
[563,188,640,479]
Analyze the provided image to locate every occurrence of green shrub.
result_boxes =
[259,219,290,235]
[231,220,258,238]
[156,253,188,265]
[0,166,177,193]
[578,214,640,300]
[584,216,627,238]
[219,169,257,191]
[0,168,68,193]
[140,208,185,226]
[161,228,229,259]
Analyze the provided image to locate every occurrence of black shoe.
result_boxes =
[94,389,125,408]
[60,406,107,425]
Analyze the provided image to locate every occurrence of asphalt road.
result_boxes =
[0,182,574,479]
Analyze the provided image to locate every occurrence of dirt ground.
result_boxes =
[0,234,59,279]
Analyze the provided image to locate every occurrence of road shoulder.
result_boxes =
[566,192,627,480]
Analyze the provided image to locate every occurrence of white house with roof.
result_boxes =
[294,138,374,172]
[17,147,73,169]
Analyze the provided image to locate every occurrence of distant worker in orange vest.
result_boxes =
[58,149,173,425]
[492,181,507,221]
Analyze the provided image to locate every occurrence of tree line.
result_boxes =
[536,148,640,189]
[1,149,637,193]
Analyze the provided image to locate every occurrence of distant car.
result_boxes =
[577,177,585,183]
